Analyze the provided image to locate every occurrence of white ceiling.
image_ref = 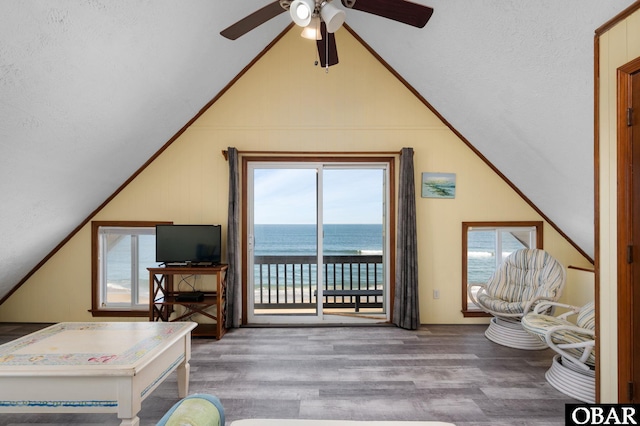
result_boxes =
[0,1,634,301]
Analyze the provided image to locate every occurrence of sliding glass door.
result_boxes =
[246,161,389,324]
[250,167,319,318]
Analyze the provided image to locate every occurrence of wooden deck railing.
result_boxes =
[253,254,384,311]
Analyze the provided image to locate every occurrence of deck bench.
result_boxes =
[315,289,383,312]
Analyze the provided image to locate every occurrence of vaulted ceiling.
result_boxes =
[0,1,634,302]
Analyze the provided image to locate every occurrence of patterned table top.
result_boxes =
[0,322,196,372]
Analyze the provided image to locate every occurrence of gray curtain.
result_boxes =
[393,147,420,330]
[226,147,241,328]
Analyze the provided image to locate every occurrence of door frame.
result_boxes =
[240,154,396,325]
[616,56,640,403]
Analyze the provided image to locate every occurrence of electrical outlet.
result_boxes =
[433,289,440,299]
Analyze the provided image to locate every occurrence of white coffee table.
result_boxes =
[0,321,197,426]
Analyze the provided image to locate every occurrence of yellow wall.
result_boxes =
[597,7,640,402]
[0,27,592,324]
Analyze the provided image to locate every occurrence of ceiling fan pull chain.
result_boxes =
[325,24,329,73]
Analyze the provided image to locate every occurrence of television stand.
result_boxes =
[148,265,228,339]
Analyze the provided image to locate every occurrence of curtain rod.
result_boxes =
[221,149,404,161]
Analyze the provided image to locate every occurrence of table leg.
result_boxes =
[119,416,140,426]
[177,359,190,397]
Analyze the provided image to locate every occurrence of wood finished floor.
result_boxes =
[0,323,577,425]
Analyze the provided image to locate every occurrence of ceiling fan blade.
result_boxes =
[341,0,433,28]
[316,22,339,67]
[220,1,286,40]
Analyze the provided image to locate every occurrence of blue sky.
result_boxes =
[253,168,384,224]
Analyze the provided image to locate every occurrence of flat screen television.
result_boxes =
[156,224,222,265]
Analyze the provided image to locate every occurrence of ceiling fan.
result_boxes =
[220,0,434,68]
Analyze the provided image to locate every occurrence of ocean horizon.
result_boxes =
[105,223,529,292]
[253,223,383,256]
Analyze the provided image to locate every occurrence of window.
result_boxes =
[461,221,542,317]
[91,221,169,317]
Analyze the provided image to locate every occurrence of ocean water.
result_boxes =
[254,224,383,256]
[466,230,529,284]
[104,235,159,300]
[252,225,528,287]
[105,224,529,293]
[252,224,384,290]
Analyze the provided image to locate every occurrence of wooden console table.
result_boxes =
[148,265,228,339]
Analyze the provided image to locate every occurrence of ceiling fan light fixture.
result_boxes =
[320,1,345,33]
[290,0,316,27]
[301,16,322,40]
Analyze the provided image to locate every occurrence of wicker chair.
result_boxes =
[522,301,595,403]
[468,248,566,350]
